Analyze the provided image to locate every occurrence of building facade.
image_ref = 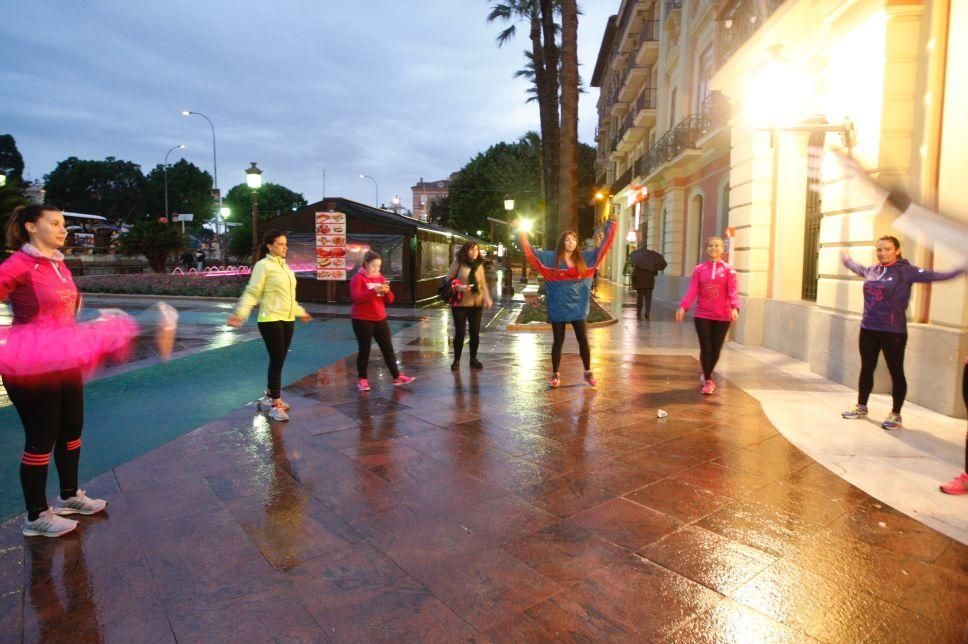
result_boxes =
[411,177,451,222]
[593,0,967,416]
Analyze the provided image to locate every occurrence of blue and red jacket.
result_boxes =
[843,256,963,334]
[521,222,616,323]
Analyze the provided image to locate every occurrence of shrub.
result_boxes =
[74,273,248,298]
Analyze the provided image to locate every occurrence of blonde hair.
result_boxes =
[706,236,724,246]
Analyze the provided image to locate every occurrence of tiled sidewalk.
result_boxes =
[0,294,966,641]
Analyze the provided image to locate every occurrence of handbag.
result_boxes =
[438,278,462,305]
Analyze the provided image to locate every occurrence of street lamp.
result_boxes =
[163,144,186,222]
[0,172,6,188]
[517,217,533,284]
[359,174,378,207]
[502,195,515,297]
[391,194,401,214]
[181,110,222,253]
[246,162,263,265]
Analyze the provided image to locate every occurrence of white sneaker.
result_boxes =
[267,404,290,421]
[23,508,78,537]
[53,489,107,516]
[256,394,273,411]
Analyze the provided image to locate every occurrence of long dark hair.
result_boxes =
[553,230,587,274]
[456,241,480,264]
[5,205,60,250]
[260,229,285,258]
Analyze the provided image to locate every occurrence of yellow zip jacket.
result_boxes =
[234,255,307,322]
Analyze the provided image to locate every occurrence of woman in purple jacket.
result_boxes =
[841,235,964,429]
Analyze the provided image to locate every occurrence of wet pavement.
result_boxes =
[1,283,966,641]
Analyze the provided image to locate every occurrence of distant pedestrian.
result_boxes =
[1,206,138,538]
[349,250,415,392]
[446,242,493,371]
[840,236,964,429]
[521,217,617,388]
[627,246,667,320]
[676,237,739,395]
[228,229,312,421]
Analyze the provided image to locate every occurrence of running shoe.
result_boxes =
[701,379,716,395]
[358,379,370,392]
[393,374,416,386]
[841,404,868,419]
[583,371,597,387]
[940,473,968,495]
[53,490,107,516]
[549,373,561,389]
[267,404,290,421]
[256,394,273,411]
[23,509,78,537]
[470,359,484,370]
[881,413,902,430]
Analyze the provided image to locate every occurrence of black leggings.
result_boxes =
[694,318,731,380]
[636,289,654,317]
[551,321,590,373]
[258,321,295,400]
[452,306,483,362]
[352,318,400,379]
[857,328,907,414]
[4,370,84,519]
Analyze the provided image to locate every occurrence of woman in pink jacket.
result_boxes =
[675,236,740,395]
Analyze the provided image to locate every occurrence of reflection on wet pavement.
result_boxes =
[0,296,966,641]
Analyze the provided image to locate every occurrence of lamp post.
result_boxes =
[502,195,515,298]
[359,174,378,207]
[391,194,401,214]
[163,144,186,222]
[517,217,532,284]
[0,172,6,188]
[181,110,221,254]
[246,162,263,265]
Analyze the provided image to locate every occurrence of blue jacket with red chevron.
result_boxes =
[521,221,617,323]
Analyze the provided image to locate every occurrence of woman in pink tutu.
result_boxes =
[0,205,139,538]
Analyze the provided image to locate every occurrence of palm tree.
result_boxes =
[558,0,579,233]
[488,0,559,242]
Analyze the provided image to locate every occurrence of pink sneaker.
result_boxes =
[549,373,560,389]
[701,379,716,395]
[357,379,370,392]
[940,472,968,495]
[392,374,415,386]
[583,371,597,387]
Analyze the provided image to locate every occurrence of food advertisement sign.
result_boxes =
[315,211,347,280]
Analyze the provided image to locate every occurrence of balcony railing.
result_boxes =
[630,113,704,181]
[638,20,660,44]
[635,87,658,111]
[716,0,786,69]
[699,90,730,135]
[665,0,682,18]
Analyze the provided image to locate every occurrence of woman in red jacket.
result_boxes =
[349,250,414,392]
[675,236,740,395]
[1,206,138,537]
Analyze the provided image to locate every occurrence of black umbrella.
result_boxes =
[628,248,658,271]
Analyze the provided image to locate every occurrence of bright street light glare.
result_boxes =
[517,218,533,234]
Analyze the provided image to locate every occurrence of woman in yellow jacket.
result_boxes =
[228,229,311,421]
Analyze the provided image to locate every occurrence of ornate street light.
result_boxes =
[246,162,263,265]
[502,195,515,297]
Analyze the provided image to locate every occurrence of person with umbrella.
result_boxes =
[627,245,667,320]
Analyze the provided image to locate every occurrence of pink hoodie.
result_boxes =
[680,260,740,322]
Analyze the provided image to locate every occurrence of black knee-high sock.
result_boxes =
[55,438,82,499]
[21,452,50,520]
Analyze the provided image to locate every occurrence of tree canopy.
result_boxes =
[445,132,597,244]
[0,134,25,181]
[223,182,308,261]
[145,160,214,222]
[44,156,147,223]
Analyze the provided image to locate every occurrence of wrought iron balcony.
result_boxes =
[665,0,682,18]
[716,0,787,69]
[699,90,730,136]
[638,20,660,44]
[635,87,658,112]
[631,114,704,181]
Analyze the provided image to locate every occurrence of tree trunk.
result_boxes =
[540,0,560,244]
[558,0,579,234]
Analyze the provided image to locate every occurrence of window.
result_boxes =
[669,87,677,129]
[696,45,713,113]
[801,134,825,300]
[420,240,452,278]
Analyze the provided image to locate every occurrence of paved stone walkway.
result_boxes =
[1,284,966,642]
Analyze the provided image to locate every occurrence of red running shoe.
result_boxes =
[701,379,716,395]
[940,473,968,495]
